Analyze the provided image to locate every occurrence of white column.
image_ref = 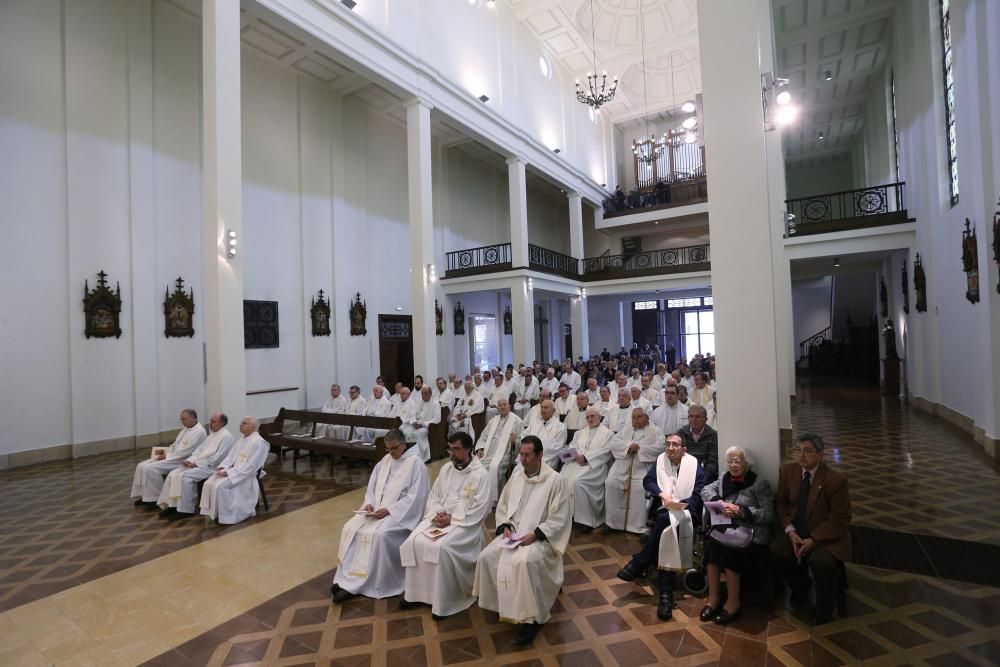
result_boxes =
[510,278,535,365]
[570,293,589,362]
[202,0,246,421]
[507,157,529,268]
[756,0,794,435]
[568,192,584,260]
[699,0,781,483]
[406,99,438,379]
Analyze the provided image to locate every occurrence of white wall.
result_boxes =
[791,277,832,355]
[831,272,877,340]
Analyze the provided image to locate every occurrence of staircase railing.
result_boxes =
[798,327,832,360]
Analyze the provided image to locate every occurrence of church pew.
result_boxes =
[260,408,402,474]
[428,406,449,460]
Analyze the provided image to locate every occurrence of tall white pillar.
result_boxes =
[202,0,246,421]
[699,0,782,483]
[570,294,589,362]
[568,192,584,260]
[507,158,529,268]
[756,0,795,436]
[510,278,535,365]
[406,99,438,379]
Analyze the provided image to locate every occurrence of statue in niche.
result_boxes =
[349,292,367,336]
[435,299,443,336]
[454,301,465,335]
[901,260,910,315]
[882,318,899,360]
[311,290,331,337]
[961,218,979,304]
[879,275,888,318]
[503,305,512,335]
[84,270,122,339]
[164,277,195,338]
[992,198,1000,295]
[914,253,927,313]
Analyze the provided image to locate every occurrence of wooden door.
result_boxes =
[378,315,414,389]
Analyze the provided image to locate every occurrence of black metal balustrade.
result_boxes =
[785,182,911,236]
[580,244,710,280]
[444,242,512,278]
[798,327,832,361]
[528,244,580,279]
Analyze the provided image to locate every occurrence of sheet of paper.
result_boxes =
[422,526,452,540]
[559,447,579,463]
[704,500,732,525]
[353,509,376,516]
[500,533,527,549]
[664,501,688,511]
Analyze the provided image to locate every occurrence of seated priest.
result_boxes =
[602,390,633,434]
[319,384,349,437]
[199,416,270,525]
[131,409,206,507]
[584,377,601,405]
[563,392,590,432]
[617,434,705,621]
[332,430,430,603]
[553,384,573,421]
[436,377,454,410]
[560,407,613,533]
[596,386,613,417]
[651,385,689,435]
[448,380,484,439]
[629,385,653,417]
[475,397,523,505]
[523,388,551,427]
[473,435,572,647]
[485,374,509,421]
[538,367,560,396]
[521,399,567,469]
[512,370,539,420]
[400,432,491,617]
[359,385,394,442]
[336,385,368,440]
[401,385,441,462]
[604,408,665,534]
[157,413,235,520]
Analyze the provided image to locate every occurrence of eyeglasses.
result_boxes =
[726,459,746,466]
[791,447,817,455]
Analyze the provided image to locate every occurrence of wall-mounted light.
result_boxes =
[681,101,696,113]
[817,131,825,140]
[784,212,797,236]
[225,229,238,259]
[581,288,587,299]
[833,257,840,267]
[340,0,356,9]
[426,263,437,282]
[478,94,490,103]
[600,183,607,188]
[395,305,403,311]
[552,147,561,154]
[762,73,796,131]
[681,116,697,130]
[824,70,833,81]
[486,0,495,6]
[527,277,534,290]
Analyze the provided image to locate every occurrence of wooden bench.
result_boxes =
[259,408,402,473]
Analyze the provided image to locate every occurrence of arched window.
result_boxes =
[939,0,958,205]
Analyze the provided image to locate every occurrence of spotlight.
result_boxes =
[775,105,798,126]
[775,90,792,106]
[683,132,697,144]
[833,257,840,267]
[681,101,696,113]
[225,230,238,259]
[552,147,561,154]
[478,94,489,103]
[817,131,825,140]
[340,0,356,9]
[824,70,833,81]
[681,117,697,130]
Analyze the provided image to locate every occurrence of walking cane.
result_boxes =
[623,453,635,525]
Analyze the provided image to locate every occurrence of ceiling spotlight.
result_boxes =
[775,90,792,106]
[340,0,356,8]
[775,105,798,126]
[478,94,489,103]
[681,116,697,130]
[833,257,840,267]
[817,131,825,140]
[824,70,833,81]
[681,101,696,113]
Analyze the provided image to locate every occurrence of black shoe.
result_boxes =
[142,501,159,510]
[167,511,193,522]
[810,610,833,626]
[657,592,674,621]
[133,498,145,506]
[398,598,420,610]
[699,604,721,622]
[332,589,354,604]
[714,608,740,625]
[601,525,616,535]
[330,583,342,596]
[638,532,649,545]
[158,507,177,518]
[617,560,645,582]
[511,622,541,646]
[790,585,810,609]
[577,524,593,534]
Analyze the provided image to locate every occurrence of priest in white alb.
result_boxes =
[131,409,206,507]
[522,400,567,469]
[603,408,665,534]
[332,430,430,602]
[400,432,491,617]
[559,407,613,532]
[512,370,539,420]
[563,392,590,432]
[603,390,633,434]
[199,416,270,525]
[358,385,394,442]
[553,384,573,421]
[651,385,690,436]
[485,374,510,421]
[474,398,523,504]
[157,412,235,519]
[473,435,572,646]
[335,385,367,439]
[401,385,441,462]
[617,434,705,621]
[319,384,350,437]
[523,389,551,427]
[448,380,484,439]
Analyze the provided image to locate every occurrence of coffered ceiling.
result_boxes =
[507,0,701,124]
[772,0,898,162]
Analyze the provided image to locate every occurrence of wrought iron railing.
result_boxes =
[798,327,832,360]
[581,244,710,278]
[528,244,579,279]
[444,242,512,277]
[785,182,907,234]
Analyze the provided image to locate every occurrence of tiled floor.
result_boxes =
[0,448,371,612]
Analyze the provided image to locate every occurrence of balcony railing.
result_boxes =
[528,244,579,280]
[444,242,512,278]
[581,244,711,280]
[785,182,911,236]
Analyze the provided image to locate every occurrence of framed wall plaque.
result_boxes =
[454,301,465,335]
[164,277,195,338]
[83,271,122,339]
[244,300,279,348]
[879,275,888,318]
[435,299,443,336]
[349,292,367,336]
[961,218,979,304]
[914,253,927,313]
[311,290,331,337]
[992,197,1000,295]
[901,261,909,315]
[503,305,512,335]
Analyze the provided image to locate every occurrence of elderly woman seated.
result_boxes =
[698,446,773,624]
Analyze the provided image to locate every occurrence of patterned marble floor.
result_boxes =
[0,449,371,612]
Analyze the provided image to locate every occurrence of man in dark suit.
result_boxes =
[676,405,718,482]
[771,433,852,625]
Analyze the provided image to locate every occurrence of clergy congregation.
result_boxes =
[3,0,1000,665]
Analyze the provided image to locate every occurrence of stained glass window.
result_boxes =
[940,0,959,205]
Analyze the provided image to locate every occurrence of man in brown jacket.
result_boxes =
[771,433,852,624]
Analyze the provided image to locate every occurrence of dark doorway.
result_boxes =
[378,314,414,389]
[564,323,572,360]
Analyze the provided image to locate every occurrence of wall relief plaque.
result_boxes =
[435,299,443,336]
[914,253,927,313]
[83,270,122,339]
[164,277,195,338]
[244,300,279,348]
[453,301,465,335]
[961,218,979,304]
[349,292,367,336]
[311,290,331,337]
[503,305,512,335]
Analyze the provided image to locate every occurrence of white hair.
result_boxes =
[724,446,754,469]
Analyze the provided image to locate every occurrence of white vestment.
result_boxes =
[539,377,559,395]
[680,376,695,392]
[562,371,582,392]
[513,380,539,419]
[473,463,572,624]
[199,432,269,524]
[553,396,573,420]
[400,458,491,616]
[563,407,589,431]
[475,413,523,504]
[157,428,235,510]
[604,424,665,533]
[603,404,633,434]
[630,397,653,417]
[401,398,441,462]
[655,452,698,571]
[584,388,601,405]
[689,384,713,407]
[332,396,367,440]
[650,373,669,393]
[359,396,393,442]
[522,417,567,469]
[485,383,510,421]
[559,425,613,528]
[448,390,484,440]
[596,400,613,418]
[651,401,689,436]
[333,448,430,598]
[627,375,643,389]
[437,388,455,410]
[642,387,660,406]
[319,394,350,437]
[131,423,207,501]
[524,403,543,429]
